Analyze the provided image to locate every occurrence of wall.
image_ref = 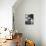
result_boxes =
[13,0,41,46]
[0,0,16,30]
[41,0,46,46]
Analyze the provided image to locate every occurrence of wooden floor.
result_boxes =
[0,39,16,46]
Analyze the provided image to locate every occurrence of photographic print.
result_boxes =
[25,14,34,25]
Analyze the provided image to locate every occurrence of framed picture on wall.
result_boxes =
[25,14,34,25]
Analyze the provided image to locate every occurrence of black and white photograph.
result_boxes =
[25,14,34,25]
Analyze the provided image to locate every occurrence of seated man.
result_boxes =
[15,33,23,46]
